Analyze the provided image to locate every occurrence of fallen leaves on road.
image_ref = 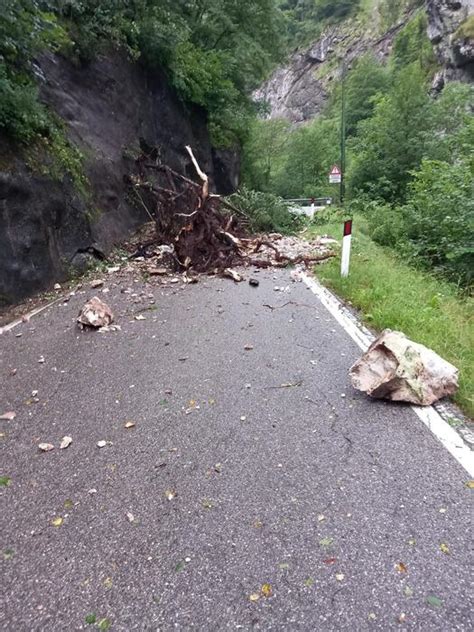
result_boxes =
[404,586,414,597]
[426,595,442,607]
[395,562,407,573]
[51,516,63,527]
[165,489,177,501]
[0,411,16,421]
[304,578,314,587]
[3,548,14,560]
[439,543,450,554]
[38,443,54,452]
[278,563,290,570]
[0,476,11,487]
[60,436,72,450]
[335,573,345,582]
[319,537,334,548]
[124,421,136,429]
[250,584,273,601]
[126,512,135,523]
[98,618,111,631]
[465,480,474,489]
[323,558,337,565]
[201,498,214,509]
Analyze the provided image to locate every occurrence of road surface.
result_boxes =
[1,268,472,631]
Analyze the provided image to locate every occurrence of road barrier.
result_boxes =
[286,198,332,219]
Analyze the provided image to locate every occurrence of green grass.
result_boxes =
[308,215,474,417]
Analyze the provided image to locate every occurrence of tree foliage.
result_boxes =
[0,0,67,142]
[1,0,285,146]
[349,63,432,203]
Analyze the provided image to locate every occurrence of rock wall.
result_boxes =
[255,18,412,124]
[256,1,473,124]
[0,52,238,306]
[427,0,474,89]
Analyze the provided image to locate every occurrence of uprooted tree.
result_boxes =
[125,145,336,273]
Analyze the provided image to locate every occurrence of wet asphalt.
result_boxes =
[0,268,472,631]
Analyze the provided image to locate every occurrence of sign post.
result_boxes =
[329,165,341,185]
[341,219,352,278]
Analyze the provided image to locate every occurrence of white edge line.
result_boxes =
[0,296,64,334]
[299,271,474,478]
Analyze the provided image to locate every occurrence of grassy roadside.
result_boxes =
[307,214,474,417]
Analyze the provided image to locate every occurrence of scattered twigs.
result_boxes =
[124,145,336,275]
[265,379,304,389]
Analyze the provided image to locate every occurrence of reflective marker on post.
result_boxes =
[341,219,352,278]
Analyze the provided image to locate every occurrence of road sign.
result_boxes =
[329,165,341,184]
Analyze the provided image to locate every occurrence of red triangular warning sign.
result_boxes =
[330,165,341,175]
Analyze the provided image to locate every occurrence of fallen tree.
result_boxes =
[125,146,336,274]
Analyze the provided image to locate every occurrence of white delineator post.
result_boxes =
[341,219,352,278]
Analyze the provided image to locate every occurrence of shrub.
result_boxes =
[0,65,50,142]
[365,160,474,289]
[399,160,474,287]
[227,187,303,234]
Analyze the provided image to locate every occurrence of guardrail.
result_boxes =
[286,198,332,206]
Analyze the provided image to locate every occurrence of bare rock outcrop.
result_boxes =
[350,330,459,406]
[427,0,474,89]
[255,16,414,124]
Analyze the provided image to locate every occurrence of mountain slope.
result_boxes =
[257,0,473,123]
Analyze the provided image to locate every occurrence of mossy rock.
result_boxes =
[454,15,474,41]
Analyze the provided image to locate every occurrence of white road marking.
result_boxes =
[299,271,474,478]
[0,296,64,334]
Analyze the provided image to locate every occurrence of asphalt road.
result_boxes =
[1,268,472,631]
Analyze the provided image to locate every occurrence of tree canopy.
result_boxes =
[0,0,285,146]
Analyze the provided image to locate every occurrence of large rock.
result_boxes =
[77,297,114,328]
[427,0,474,86]
[350,330,459,406]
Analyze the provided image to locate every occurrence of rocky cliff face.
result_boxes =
[257,1,473,124]
[427,0,474,89]
[0,53,239,306]
[255,16,412,124]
